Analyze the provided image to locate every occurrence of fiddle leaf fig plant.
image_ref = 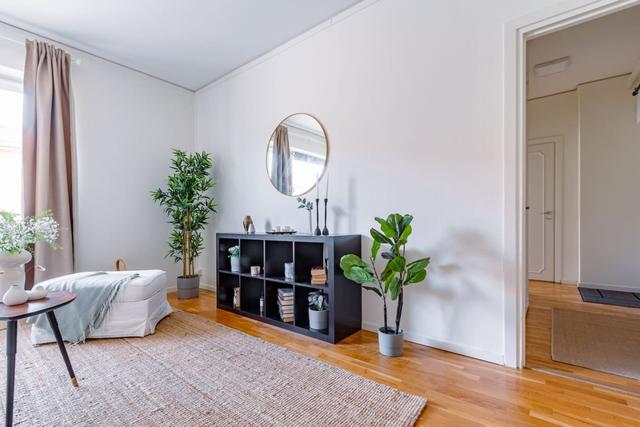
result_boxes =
[340,214,429,334]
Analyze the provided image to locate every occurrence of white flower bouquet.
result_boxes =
[0,210,60,254]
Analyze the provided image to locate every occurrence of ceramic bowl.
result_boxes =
[27,288,48,301]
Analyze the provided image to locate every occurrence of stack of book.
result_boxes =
[310,267,327,285]
[277,288,294,323]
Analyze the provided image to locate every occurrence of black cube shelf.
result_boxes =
[216,233,361,343]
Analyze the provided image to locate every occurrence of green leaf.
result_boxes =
[399,224,412,243]
[387,256,406,273]
[407,257,430,274]
[405,269,427,285]
[374,217,395,238]
[388,276,402,300]
[340,254,376,284]
[363,285,382,297]
[370,228,392,244]
[370,240,380,261]
[381,251,394,260]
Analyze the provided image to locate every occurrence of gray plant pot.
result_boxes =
[177,275,200,299]
[378,327,404,357]
[308,308,328,330]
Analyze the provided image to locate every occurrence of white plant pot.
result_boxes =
[308,308,328,330]
[230,256,240,272]
[0,250,32,298]
[2,285,29,306]
[378,328,404,357]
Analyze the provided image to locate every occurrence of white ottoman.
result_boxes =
[31,270,173,344]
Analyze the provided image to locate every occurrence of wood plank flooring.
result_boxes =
[526,280,640,394]
[169,290,640,426]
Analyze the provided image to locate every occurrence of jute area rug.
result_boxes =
[0,311,425,426]
[552,308,640,380]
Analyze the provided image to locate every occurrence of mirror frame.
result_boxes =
[265,112,329,197]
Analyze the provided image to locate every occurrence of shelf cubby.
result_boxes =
[240,239,263,274]
[294,242,325,284]
[216,233,361,343]
[217,271,239,308]
[218,238,239,272]
[240,276,264,316]
[264,240,293,278]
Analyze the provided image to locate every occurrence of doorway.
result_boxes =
[516,2,640,389]
[504,0,640,369]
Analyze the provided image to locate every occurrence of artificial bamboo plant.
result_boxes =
[340,214,429,334]
[151,149,216,278]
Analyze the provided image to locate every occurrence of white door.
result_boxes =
[527,142,555,281]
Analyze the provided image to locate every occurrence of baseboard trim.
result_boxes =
[578,281,640,293]
[361,321,504,365]
[166,283,215,293]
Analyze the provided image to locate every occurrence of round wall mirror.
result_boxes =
[266,113,328,196]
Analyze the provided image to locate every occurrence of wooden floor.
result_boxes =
[526,280,640,395]
[169,290,640,426]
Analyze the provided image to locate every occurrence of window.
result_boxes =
[0,85,23,214]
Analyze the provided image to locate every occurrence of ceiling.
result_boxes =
[0,0,363,91]
[527,4,640,99]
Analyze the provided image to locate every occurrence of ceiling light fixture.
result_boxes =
[533,56,571,77]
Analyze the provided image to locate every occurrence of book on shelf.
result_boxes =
[310,266,327,285]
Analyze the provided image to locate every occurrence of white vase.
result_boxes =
[0,250,32,298]
[230,256,240,272]
[2,285,29,306]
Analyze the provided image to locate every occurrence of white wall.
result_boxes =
[579,75,640,291]
[0,23,195,285]
[527,92,579,284]
[195,0,568,364]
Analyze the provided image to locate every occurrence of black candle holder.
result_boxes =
[322,198,329,235]
[314,198,321,236]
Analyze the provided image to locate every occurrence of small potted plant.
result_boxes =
[340,214,429,356]
[308,290,328,330]
[0,210,60,295]
[228,245,240,272]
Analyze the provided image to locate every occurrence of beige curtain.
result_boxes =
[22,39,74,287]
[270,125,293,194]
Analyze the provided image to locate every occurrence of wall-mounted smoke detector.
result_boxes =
[534,57,571,77]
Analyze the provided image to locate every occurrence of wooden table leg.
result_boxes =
[46,311,78,387]
[5,320,17,427]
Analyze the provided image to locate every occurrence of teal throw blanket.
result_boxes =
[27,271,139,344]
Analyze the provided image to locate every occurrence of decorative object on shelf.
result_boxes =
[314,174,322,236]
[308,291,328,330]
[248,223,255,234]
[277,288,294,323]
[284,262,294,280]
[228,246,240,272]
[242,216,254,234]
[297,197,314,234]
[266,229,297,235]
[0,210,60,296]
[340,214,430,357]
[266,113,329,196]
[322,172,330,235]
[151,149,217,299]
[310,266,327,285]
[26,287,48,300]
[250,266,261,276]
[259,295,264,316]
[233,287,240,309]
[2,285,29,306]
